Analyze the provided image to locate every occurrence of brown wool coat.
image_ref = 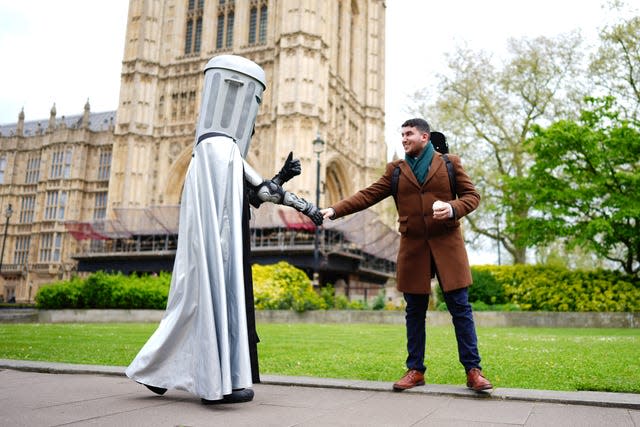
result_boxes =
[331,153,480,294]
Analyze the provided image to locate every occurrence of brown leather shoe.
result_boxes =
[466,368,493,392]
[393,369,425,391]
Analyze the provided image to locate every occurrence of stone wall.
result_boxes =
[0,309,637,328]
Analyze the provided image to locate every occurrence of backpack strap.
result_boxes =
[391,165,401,208]
[442,154,457,198]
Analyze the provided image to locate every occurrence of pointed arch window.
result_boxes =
[216,0,235,50]
[19,195,35,224]
[97,149,112,181]
[25,154,41,184]
[44,190,67,221]
[184,0,204,54]
[14,236,30,266]
[39,232,63,262]
[94,192,108,220]
[50,148,72,179]
[0,156,6,184]
[248,0,268,45]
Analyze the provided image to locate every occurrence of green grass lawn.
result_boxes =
[0,322,638,393]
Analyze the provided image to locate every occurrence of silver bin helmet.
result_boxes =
[196,55,267,158]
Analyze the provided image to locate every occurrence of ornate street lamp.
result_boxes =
[0,204,13,274]
[312,133,325,285]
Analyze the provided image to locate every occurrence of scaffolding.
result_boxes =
[66,205,180,254]
[249,203,399,274]
[69,203,399,276]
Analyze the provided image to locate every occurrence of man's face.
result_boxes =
[401,126,429,157]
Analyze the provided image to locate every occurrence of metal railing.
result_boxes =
[72,227,397,276]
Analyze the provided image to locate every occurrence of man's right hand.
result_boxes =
[320,208,335,220]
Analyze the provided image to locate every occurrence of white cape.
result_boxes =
[126,136,251,400]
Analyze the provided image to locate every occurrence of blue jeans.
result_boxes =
[404,288,482,373]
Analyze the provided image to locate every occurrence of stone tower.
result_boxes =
[0,0,390,302]
[110,0,387,213]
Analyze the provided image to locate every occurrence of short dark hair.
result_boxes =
[401,118,430,134]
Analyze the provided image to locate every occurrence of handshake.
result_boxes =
[320,207,335,220]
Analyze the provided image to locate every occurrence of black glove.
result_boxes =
[272,152,301,186]
[301,203,324,226]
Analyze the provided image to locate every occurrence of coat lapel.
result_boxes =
[424,154,444,186]
[398,161,421,189]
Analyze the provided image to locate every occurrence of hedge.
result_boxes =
[436,265,639,312]
[35,271,170,309]
[484,265,640,312]
[35,263,640,312]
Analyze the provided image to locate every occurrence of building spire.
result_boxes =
[83,98,90,128]
[48,103,57,131]
[17,107,25,136]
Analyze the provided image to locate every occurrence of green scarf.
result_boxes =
[405,142,434,185]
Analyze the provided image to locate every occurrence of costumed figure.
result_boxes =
[126,55,323,405]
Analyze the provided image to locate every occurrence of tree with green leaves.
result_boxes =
[413,33,585,264]
[509,97,640,276]
[590,14,640,120]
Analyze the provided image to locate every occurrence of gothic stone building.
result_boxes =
[0,0,395,303]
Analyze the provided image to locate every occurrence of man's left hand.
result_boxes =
[432,200,453,220]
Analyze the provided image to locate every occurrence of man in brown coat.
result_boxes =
[320,118,492,393]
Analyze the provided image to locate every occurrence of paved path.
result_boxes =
[0,360,638,426]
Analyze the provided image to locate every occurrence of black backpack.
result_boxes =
[391,131,456,207]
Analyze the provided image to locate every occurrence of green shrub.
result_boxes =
[384,300,404,311]
[333,295,351,309]
[493,303,522,311]
[434,265,638,312]
[110,273,171,309]
[36,262,359,312]
[319,284,337,309]
[82,272,121,308]
[435,266,506,306]
[316,283,371,310]
[35,276,85,309]
[35,263,637,313]
[371,289,386,310]
[345,299,368,310]
[470,300,491,311]
[35,272,170,309]
[469,267,507,304]
[478,265,640,312]
[252,261,326,312]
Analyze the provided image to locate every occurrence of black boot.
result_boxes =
[201,388,254,405]
[223,388,254,403]
[144,384,167,395]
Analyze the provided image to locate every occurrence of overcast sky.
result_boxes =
[0,0,627,132]
[384,0,635,156]
[1,0,628,121]
[0,1,129,124]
